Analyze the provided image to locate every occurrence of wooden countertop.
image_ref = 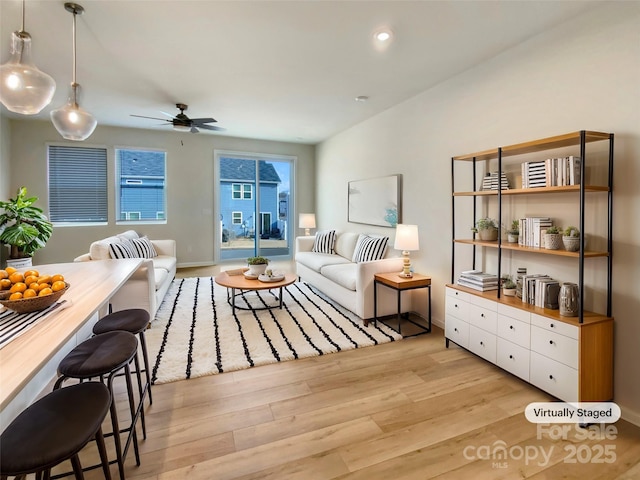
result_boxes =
[0,258,143,409]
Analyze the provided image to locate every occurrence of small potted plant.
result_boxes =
[247,256,270,276]
[502,274,517,296]
[544,226,563,250]
[472,217,498,241]
[506,220,519,243]
[562,226,580,252]
[0,187,53,269]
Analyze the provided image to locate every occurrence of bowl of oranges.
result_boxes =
[0,267,69,314]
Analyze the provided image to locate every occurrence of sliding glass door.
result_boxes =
[215,151,294,262]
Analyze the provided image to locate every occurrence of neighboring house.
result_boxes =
[118,150,166,221]
[219,158,282,240]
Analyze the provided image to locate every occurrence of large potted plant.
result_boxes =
[0,187,53,268]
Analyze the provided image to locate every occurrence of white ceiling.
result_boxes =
[1,0,601,144]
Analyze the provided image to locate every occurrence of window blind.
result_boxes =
[48,145,108,223]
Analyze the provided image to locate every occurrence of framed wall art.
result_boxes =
[348,174,401,227]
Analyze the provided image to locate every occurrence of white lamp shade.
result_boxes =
[394,224,419,251]
[0,31,56,114]
[299,213,316,229]
[51,84,97,141]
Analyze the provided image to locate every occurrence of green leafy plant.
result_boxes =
[247,256,269,265]
[501,274,516,289]
[471,217,497,232]
[0,187,53,259]
[508,220,520,234]
[546,226,561,235]
[563,226,580,237]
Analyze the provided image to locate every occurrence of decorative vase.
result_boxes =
[507,233,519,243]
[503,287,516,297]
[563,236,580,252]
[559,282,579,317]
[478,227,498,241]
[544,233,562,250]
[247,263,267,276]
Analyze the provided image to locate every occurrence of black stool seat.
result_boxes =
[0,382,111,479]
[58,331,138,378]
[93,309,150,336]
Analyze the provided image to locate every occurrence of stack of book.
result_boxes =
[518,217,553,247]
[544,156,581,186]
[521,161,547,188]
[457,270,499,291]
[481,172,510,191]
[521,273,560,309]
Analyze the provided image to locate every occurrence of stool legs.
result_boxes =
[138,330,153,405]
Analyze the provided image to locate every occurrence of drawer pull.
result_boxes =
[509,325,514,330]
[454,304,458,308]
[481,313,484,317]
[454,328,458,332]
[549,375,554,380]
[550,323,555,328]
[549,340,554,345]
[480,341,484,346]
[509,355,514,359]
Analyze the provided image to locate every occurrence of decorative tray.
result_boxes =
[258,274,285,283]
[243,271,259,280]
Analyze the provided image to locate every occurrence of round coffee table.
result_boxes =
[214,272,297,315]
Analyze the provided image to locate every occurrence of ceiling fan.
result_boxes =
[131,103,225,133]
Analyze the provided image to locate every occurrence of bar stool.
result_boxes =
[93,309,153,431]
[0,382,112,480]
[54,331,141,480]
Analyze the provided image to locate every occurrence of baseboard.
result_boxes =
[176,261,217,269]
[620,404,640,427]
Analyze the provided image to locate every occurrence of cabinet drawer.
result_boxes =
[531,314,578,340]
[468,325,497,363]
[468,294,497,312]
[468,305,497,333]
[445,295,469,321]
[497,338,530,381]
[445,315,469,348]
[530,351,578,402]
[497,303,531,324]
[446,287,471,302]
[531,325,578,369]
[497,315,530,348]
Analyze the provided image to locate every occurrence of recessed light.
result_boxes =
[355,96,369,102]
[374,29,393,42]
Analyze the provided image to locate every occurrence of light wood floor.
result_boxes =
[59,265,640,479]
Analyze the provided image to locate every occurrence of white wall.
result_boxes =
[316,3,640,423]
[0,116,10,265]
[7,120,315,266]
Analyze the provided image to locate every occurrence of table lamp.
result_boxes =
[394,224,419,278]
[299,213,316,236]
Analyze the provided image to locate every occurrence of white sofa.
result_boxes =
[295,232,406,320]
[74,230,176,317]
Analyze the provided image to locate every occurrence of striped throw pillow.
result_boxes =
[130,236,158,258]
[108,240,137,259]
[312,230,336,254]
[352,235,389,262]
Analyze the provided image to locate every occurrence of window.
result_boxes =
[232,183,252,200]
[232,211,242,224]
[48,145,108,224]
[116,148,166,223]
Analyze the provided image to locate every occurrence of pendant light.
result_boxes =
[0,0,56,114]
[51,2,97,141]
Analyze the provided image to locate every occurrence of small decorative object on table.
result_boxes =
[562,226,580,252]
[501,274,516,296]
[544,226,563,250]
[559,282,579,317]
[258,269,285,282]
[246,256,269,277]
[472,217,498,241]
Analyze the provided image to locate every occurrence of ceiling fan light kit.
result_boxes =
[0,0,56,114]
[51,2,97,141]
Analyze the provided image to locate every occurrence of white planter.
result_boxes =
[507,233,519,243]
[503,288,516,297]
[544,234,562,250]
[247,264,268,276]
[6,257,33,269]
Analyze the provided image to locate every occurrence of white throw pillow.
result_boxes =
[352,235,389,262]
[109,240,137,259]
[130,236,158,258]
[312,230,336,254]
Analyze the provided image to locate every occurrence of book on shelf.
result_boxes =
[457,270,499,291]
[518,217,552,247]
[544,156,581,186]
[481,172,510,191]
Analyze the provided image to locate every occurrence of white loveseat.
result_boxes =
[74,230,176,317]
[295,232,406,320]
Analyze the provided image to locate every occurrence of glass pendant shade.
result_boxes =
[0,31,56,114]
[50,83,97,141]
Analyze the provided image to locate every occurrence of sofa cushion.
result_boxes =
[320,263,357,291]
[334,232,360,260]
[89,236,121,260]
[130,236,158,258]
[154,268,169,291]
[296,251,351,273]
[117,230,140,241]
[352,235,389,262]
[151,255,176,272]
[312,230,336,254]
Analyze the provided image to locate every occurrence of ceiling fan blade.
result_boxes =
[159,111,176,119]
[131,114,171,122]
[197,124,226,131]
[190,126,199,134]
[190,117,217,124]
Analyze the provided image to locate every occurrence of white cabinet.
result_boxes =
[497,338,530,381]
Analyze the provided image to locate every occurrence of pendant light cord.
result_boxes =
[20,0,25,32]
[72,7,77,85]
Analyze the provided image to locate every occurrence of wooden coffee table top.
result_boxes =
[214,271,297,290]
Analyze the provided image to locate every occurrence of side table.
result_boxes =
[369,272,431,336]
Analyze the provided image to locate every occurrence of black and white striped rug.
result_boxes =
[147,277,402,384]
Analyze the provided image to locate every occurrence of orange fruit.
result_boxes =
[0,270,8,279]
[37,275,52,285]
[51,281,66,292]
[24,275,39,286]
[51,274,65,283]
[9,282,27,293]
[9,292,23,300]
[0,278,11,290]
[5,267,17,275]
[38,287,53,297]
[23,269,39,278]
[23,289,37,298]
[9,272,24,284]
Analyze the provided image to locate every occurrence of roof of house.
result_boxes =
[219,158,281,184]
[119,150,165,177]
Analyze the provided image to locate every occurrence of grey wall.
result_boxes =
[316,3,640,423]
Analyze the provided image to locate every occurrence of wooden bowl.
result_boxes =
[0,283,70,314]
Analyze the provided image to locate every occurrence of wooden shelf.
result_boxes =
[452,131,611,161]
[454,239,609,258]
[453,184,609,196]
